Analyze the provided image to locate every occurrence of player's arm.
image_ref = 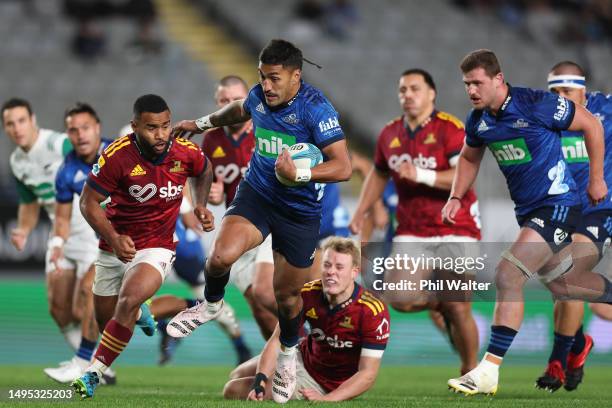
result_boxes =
[172,100,251,135]
[302,356,382,401]
[80,183,136,263]
[442,144,485,224]
[567,103,607,204]
[11,177,40,251]
[48,202,72,269]
[247,324,282,400]
[188,156,215,232]
[350,167,389,235]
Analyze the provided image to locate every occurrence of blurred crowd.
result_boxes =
[452,0,612,46]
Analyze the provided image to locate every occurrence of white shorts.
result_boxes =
[93,248,175,296]
[392,234,479,264]
[230,235,273,294]
[292,348,327,400]
[45,231,99,278]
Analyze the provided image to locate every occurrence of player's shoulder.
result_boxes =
[465,109,483,132]
[587,91,612,114]
[300,82,337,114]
[512,86,554,107]
[102,135,132,161]
[435,111,465,130]
[203,127,225,144]
[378,116,402,141]
[356,289,387,317]
[301,279,323,293]
[174,137,201,152]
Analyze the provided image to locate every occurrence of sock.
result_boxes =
[94,319,133,368]
[61,323,82,351]
[75,337,97,363]
[549,332,575,368]
[232,335,250,354]
[596,276,612,304]
[486,325,517,359]
[278,309,303,348]
[185,298,199,308]
[157,319,168,334]
[204,271,230,302]
[89,359,109,377]
[571,325,586,355]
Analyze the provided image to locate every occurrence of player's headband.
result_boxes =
[547,74,586,90]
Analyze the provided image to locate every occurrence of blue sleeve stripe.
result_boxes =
[86,177,110,197]
[562,101,576,131]
[318,134,345,149]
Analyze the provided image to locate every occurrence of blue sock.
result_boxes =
[549,332,574,368]
[204,271,230,302]
[76,338,97,361]
[157,319,168,334]
[486,325,517,358]
[232,335,248,352]
[185,298,199,308]
[570,325,586,354]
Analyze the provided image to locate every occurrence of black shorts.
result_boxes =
[226,182,320,268]
[517,205,580,253]
[575,210,612,258]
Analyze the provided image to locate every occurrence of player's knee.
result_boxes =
[116,293,141,316]
[495,260,526,292]
[440,301,472,319]
[274,287,301,311]
[251,283,276,311]
[207,247,240,274]
[222,379,244,399]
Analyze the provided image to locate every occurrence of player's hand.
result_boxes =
[194,205,214,232]
[398,161,417,182]
[587,178,608,206]
[171,120,200,139]
[111,235,136,263]
[10,228,27,251]
[275,149,297,181]
[441,197,461,225]
[246,389,264,401]
[247,372,267,401]
[208,175,225,205]
[181,212,203,235]
[349,210,366,235]
[300,388,326,401]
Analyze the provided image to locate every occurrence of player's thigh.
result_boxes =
[119,248,175,305]
[268,210,320,275]
[589,303,612,320]
[94,294,118,329]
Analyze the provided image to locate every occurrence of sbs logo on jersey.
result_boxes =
[128,181,183,203]
[311,328,353,349]
[489,137,532,165]
[388,153,437,171]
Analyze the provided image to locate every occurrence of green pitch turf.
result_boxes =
[1,365,611,407]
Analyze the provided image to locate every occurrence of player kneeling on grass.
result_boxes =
[223,237,390,402]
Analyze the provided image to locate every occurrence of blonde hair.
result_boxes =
[321,237,361,268]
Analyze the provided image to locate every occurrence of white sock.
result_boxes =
[279,344,297,357]
[88,359,109,377]
[206,299,223,314]
[480,353,502,371]
[136,308,142,321]
[61,323,81,351]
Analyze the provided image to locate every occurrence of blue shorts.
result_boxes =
[575,210,612,258]
[226,182,321,268]
[517,205,580,253]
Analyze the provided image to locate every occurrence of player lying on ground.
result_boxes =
[223,237,390,402]
[534,60,612,392]
[167,39,351,403]
[350,68,480,375]
[71,94,214,399]
[444,49,609,396]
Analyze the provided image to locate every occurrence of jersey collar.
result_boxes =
[321,282,361,314]
[403,109,437,139]
[223,125,251,148]
[268,81,302,112]
[131,133,172,165]
[494,84,513,120]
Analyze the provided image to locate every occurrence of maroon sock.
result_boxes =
[94,319,133,367]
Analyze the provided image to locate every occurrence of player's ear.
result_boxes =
[130,119,137,133]
[494,72,504,86]
[292,68,301,84]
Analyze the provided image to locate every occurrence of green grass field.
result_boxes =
[1,365,611,407]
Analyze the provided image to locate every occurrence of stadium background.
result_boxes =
[1,0,612,376]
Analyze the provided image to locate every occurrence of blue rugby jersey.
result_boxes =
[242,81,345,218]
[465,86,579,216]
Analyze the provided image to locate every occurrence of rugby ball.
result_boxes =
[275,143,323,187]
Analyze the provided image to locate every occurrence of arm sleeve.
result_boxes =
[14,177,37,204]
[86,153,119,197]
[531,91,576,131]
[359,295,391,358]
[54,166,74,203]
[373,132,390,173]
[307,104,345,149]
[242,86,258,116]
[464,114,484,148]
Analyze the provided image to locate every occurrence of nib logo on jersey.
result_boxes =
[128,181,183,203]
[561,137,589,163]
[255,127,296,158]
[489,138,532,166]
[311,328,353,348]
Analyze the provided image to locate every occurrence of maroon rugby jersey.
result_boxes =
[374,111,481,239]
[299,280,390,392]
[87,134,207,252]
[201,125,255,207]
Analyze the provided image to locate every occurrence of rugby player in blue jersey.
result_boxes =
[444,49,609,395]
[535,61,612,392]
[168,39,351,402]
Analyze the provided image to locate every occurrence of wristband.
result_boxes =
[251,372,268,396]
[449,196,462,202]
[179,197,193,214]
[194,115,213,131]
[48,236,65,249]
[415,167,436,187]
[295,168,312,183]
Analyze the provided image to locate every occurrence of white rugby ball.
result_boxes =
[275,143,323,186]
